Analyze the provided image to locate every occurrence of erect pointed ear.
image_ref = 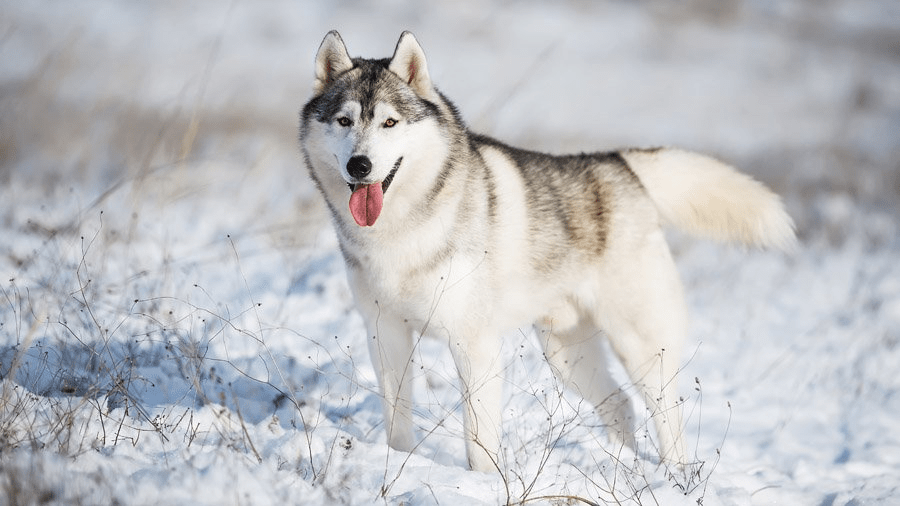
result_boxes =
[388,31,436,99]
[313,30,353,94]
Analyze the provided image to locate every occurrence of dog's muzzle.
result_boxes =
[346,157,403,227]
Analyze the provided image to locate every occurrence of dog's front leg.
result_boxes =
[449,332,504,473]
[366,314,416,453]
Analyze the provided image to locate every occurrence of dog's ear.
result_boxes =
[314,30,353,94]
[389,31,436,99]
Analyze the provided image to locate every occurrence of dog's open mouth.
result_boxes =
[347,157,402,227]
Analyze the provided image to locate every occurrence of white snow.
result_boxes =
[1,1,898,504]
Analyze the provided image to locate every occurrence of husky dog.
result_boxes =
[299,31,796,473]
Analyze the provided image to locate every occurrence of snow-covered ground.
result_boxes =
[1,1,898,504]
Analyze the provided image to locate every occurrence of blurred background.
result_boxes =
[2,0,898,253]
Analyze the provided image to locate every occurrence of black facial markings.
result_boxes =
[307,58,441,127]
[382,157,403,193]
[484,163,498,225]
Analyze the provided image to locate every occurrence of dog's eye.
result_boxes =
[336,117,352,127]
[383,118,398,128]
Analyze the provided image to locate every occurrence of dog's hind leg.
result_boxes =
[535,305,637,453]
[448,330,505,473]
[594,231,689,466]
[604,322,687,466]
[366,314,417,453]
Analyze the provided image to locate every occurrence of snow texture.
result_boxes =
[1,1,898,504]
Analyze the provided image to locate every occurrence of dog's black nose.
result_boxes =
[347,156,372,179]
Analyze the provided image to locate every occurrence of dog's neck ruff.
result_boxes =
[348,157,402,227]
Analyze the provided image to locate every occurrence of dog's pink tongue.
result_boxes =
[349,182,384,227]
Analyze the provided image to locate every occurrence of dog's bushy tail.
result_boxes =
[623,148,797,251]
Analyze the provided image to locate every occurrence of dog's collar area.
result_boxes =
[347,157,403,194]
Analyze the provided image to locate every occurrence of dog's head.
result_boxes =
[300,31,447,228]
